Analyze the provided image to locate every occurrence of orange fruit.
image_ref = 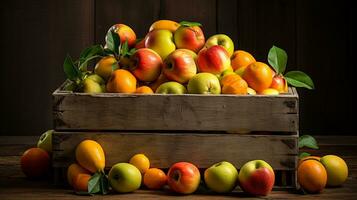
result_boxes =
[106,69,137,93]
[299,156,321,166]
[20,148,50,178]
[135,86,154,94]
[73,173,91,192]
[222,78,248,95]
[129,154,150,174]
[231,50,256,70]
[94,56,118,80]
[260,88,279,95]
[67,163,91,186]
[220,74,241,86]
[75,140,105,173]
[242,62,274,92]
[143,168,167,189]
[298,159,327,193]
[149,20,180,33]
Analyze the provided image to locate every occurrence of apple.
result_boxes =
[270,74,288,93]
[83,74,105,93]
[106,24,137,47]
[187,73,221,94]
[108,163,142,193]
[134,38,145,49]
[320,155,348,187]
[144,29,176,60]
[155,81,187,94]
[163,49,197,84]
[167,162,200,194]
[174,26,205,53]
[178,49,198,62]
[205,34,234,57]
[149,72,169,91]
[238,160,275,196]
[94,56,118,80]
[197,45,231,75]
[37,130,53,154]
[129,48,163,82]
[204,161,238,193]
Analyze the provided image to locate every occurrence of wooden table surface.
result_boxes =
[0,135,357,200]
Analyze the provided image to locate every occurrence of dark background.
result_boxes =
[0,0,355,136]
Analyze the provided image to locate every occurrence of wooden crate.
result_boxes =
[52,83,299,189]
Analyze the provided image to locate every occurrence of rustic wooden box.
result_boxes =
[52,83,299,189]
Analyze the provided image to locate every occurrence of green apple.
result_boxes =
[108,163,142,193]
[37,130,53,154]
[320,155,348,186]
[144,29,176,60]
[187,73,221,94]
[155,81,187,94]
[205,34,234,57]
[83,74,105,93]
[204,161,238,193]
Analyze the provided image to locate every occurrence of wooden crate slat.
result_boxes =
[53,89,298,132]
[52,132,298,170]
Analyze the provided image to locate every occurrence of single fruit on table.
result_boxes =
[205,34,234,57]
[187,73,221,94]
[106,69,137,93]
[260,88,279,95]
[221,76,248,95]
[37,129,53,154]
[167,162,201,194]
[298,159,327,193]
[129,48,162,82]
[242,62,274,93]
[94,56,118,81]
[149,19,180,33]
[144,29,176,60]
[107,24,136,47]
[149,72,169,91]
[108,163,142,193]
[204,161,238,193]
[75,140,105,173]
[320,155,348,187]
[235,65,247,77]
[73,173,91,192]
[67,163,91,186]
[83,74,106,93]
[135,86,154,94]
[197,45,231,75]
[270,74,288,93]
[174,25,205,53]
[163,49,197,84]
[231,50,256,70]
[156,81,187,94]
[144,168,167,190]
[238,160,275,196]
[129,153,150,174]
[247,87,256,95]
[20,148,50,178]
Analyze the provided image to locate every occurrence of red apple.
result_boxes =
[163,49,197,84]
[270,74,288,93]
[107,24,136,47]
[129,48,162,82]
[238,160,275,196]
[134,38,145,49]
[167,162,201,194]
[174,26,205,53]
[197,45,231,75]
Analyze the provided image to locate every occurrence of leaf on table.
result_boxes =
[299,135,319,149]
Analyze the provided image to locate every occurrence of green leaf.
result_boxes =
[99,174,109,195]
[285,71,315,89]
[79,55,102,71]
[111,62,119,71]
[268,45,288,74]
[63,55,80,81]
[88,172,101,194]
[64,81,77,91]
[299,135,319,149]
[80,45,104,61]
[106,29,120,55]
[119,40,129,57]
[127,48,137,56]
[179,21,202,27]
[299,152,311,159]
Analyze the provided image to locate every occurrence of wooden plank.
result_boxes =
[53,87,298,132]
[52,132,298,170]
[95,0,161,43]
[160,0,217,37]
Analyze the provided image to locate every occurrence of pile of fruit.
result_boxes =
[21,131,348,196]
[63,20,314,95]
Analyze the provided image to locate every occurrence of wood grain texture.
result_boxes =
[52,131,298,170]
[53,88,298,132]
